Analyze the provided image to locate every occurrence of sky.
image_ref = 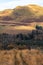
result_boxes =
[0,0,43,11]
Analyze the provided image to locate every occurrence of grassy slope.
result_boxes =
[10,4,43,22]
[0,4,43,22]
[0,9,13,16]
[11,6,34,22]
[0,22,43,34]
[29,4,43,16]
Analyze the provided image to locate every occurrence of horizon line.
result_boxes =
[0,4,43,11]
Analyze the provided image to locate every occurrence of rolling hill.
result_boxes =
[0,4,43,22]
[0,9,13,16]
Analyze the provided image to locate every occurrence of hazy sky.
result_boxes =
[0,0,43,10]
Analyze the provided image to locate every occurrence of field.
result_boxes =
[0,21,43,34]
[0,49,43,65]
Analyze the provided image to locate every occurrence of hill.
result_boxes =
[10,4,43,22]
[0,4,43,22]
[29,4,43,16]
[0,9,13,16]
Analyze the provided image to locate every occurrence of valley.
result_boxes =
[0,21,43,34]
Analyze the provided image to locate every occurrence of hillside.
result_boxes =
[0,9,13,16]
[10,6,35,22]
[0,4,43,22]
[29,4,43,16]
[10,5,43,22]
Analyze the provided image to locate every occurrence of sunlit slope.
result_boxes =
[0,9,13,16]
[0,22,43,34]
[10,4,43,22]
[10,5,43,22]
[11,6,35,22]
[0,4,43,22]
[29,4,43,16]
[14,26,35,30]
[0,9,13,20]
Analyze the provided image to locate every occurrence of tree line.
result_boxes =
[0,25,43,50]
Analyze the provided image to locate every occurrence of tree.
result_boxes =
[36,25,42,30]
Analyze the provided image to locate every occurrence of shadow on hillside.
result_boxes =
[1,45,43,50]
[0,45,32,50]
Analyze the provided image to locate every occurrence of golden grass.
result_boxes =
[0,22,43,34]
[0,49,43,65]
[13,26,35,30]
[0,9,13,16]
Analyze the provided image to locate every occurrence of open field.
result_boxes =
[0,25,34,34]
[0,49,43,65]
[0,21,43,34]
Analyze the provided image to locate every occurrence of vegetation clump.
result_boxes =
[0,25,43,50]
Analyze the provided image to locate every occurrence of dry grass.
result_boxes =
[0,9,13,16]
[0,22,43,34]
[0,49,43,65]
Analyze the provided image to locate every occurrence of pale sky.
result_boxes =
[0,0,43,11]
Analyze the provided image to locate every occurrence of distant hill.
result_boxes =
[0,9,13,16]
[0,4,43,22]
